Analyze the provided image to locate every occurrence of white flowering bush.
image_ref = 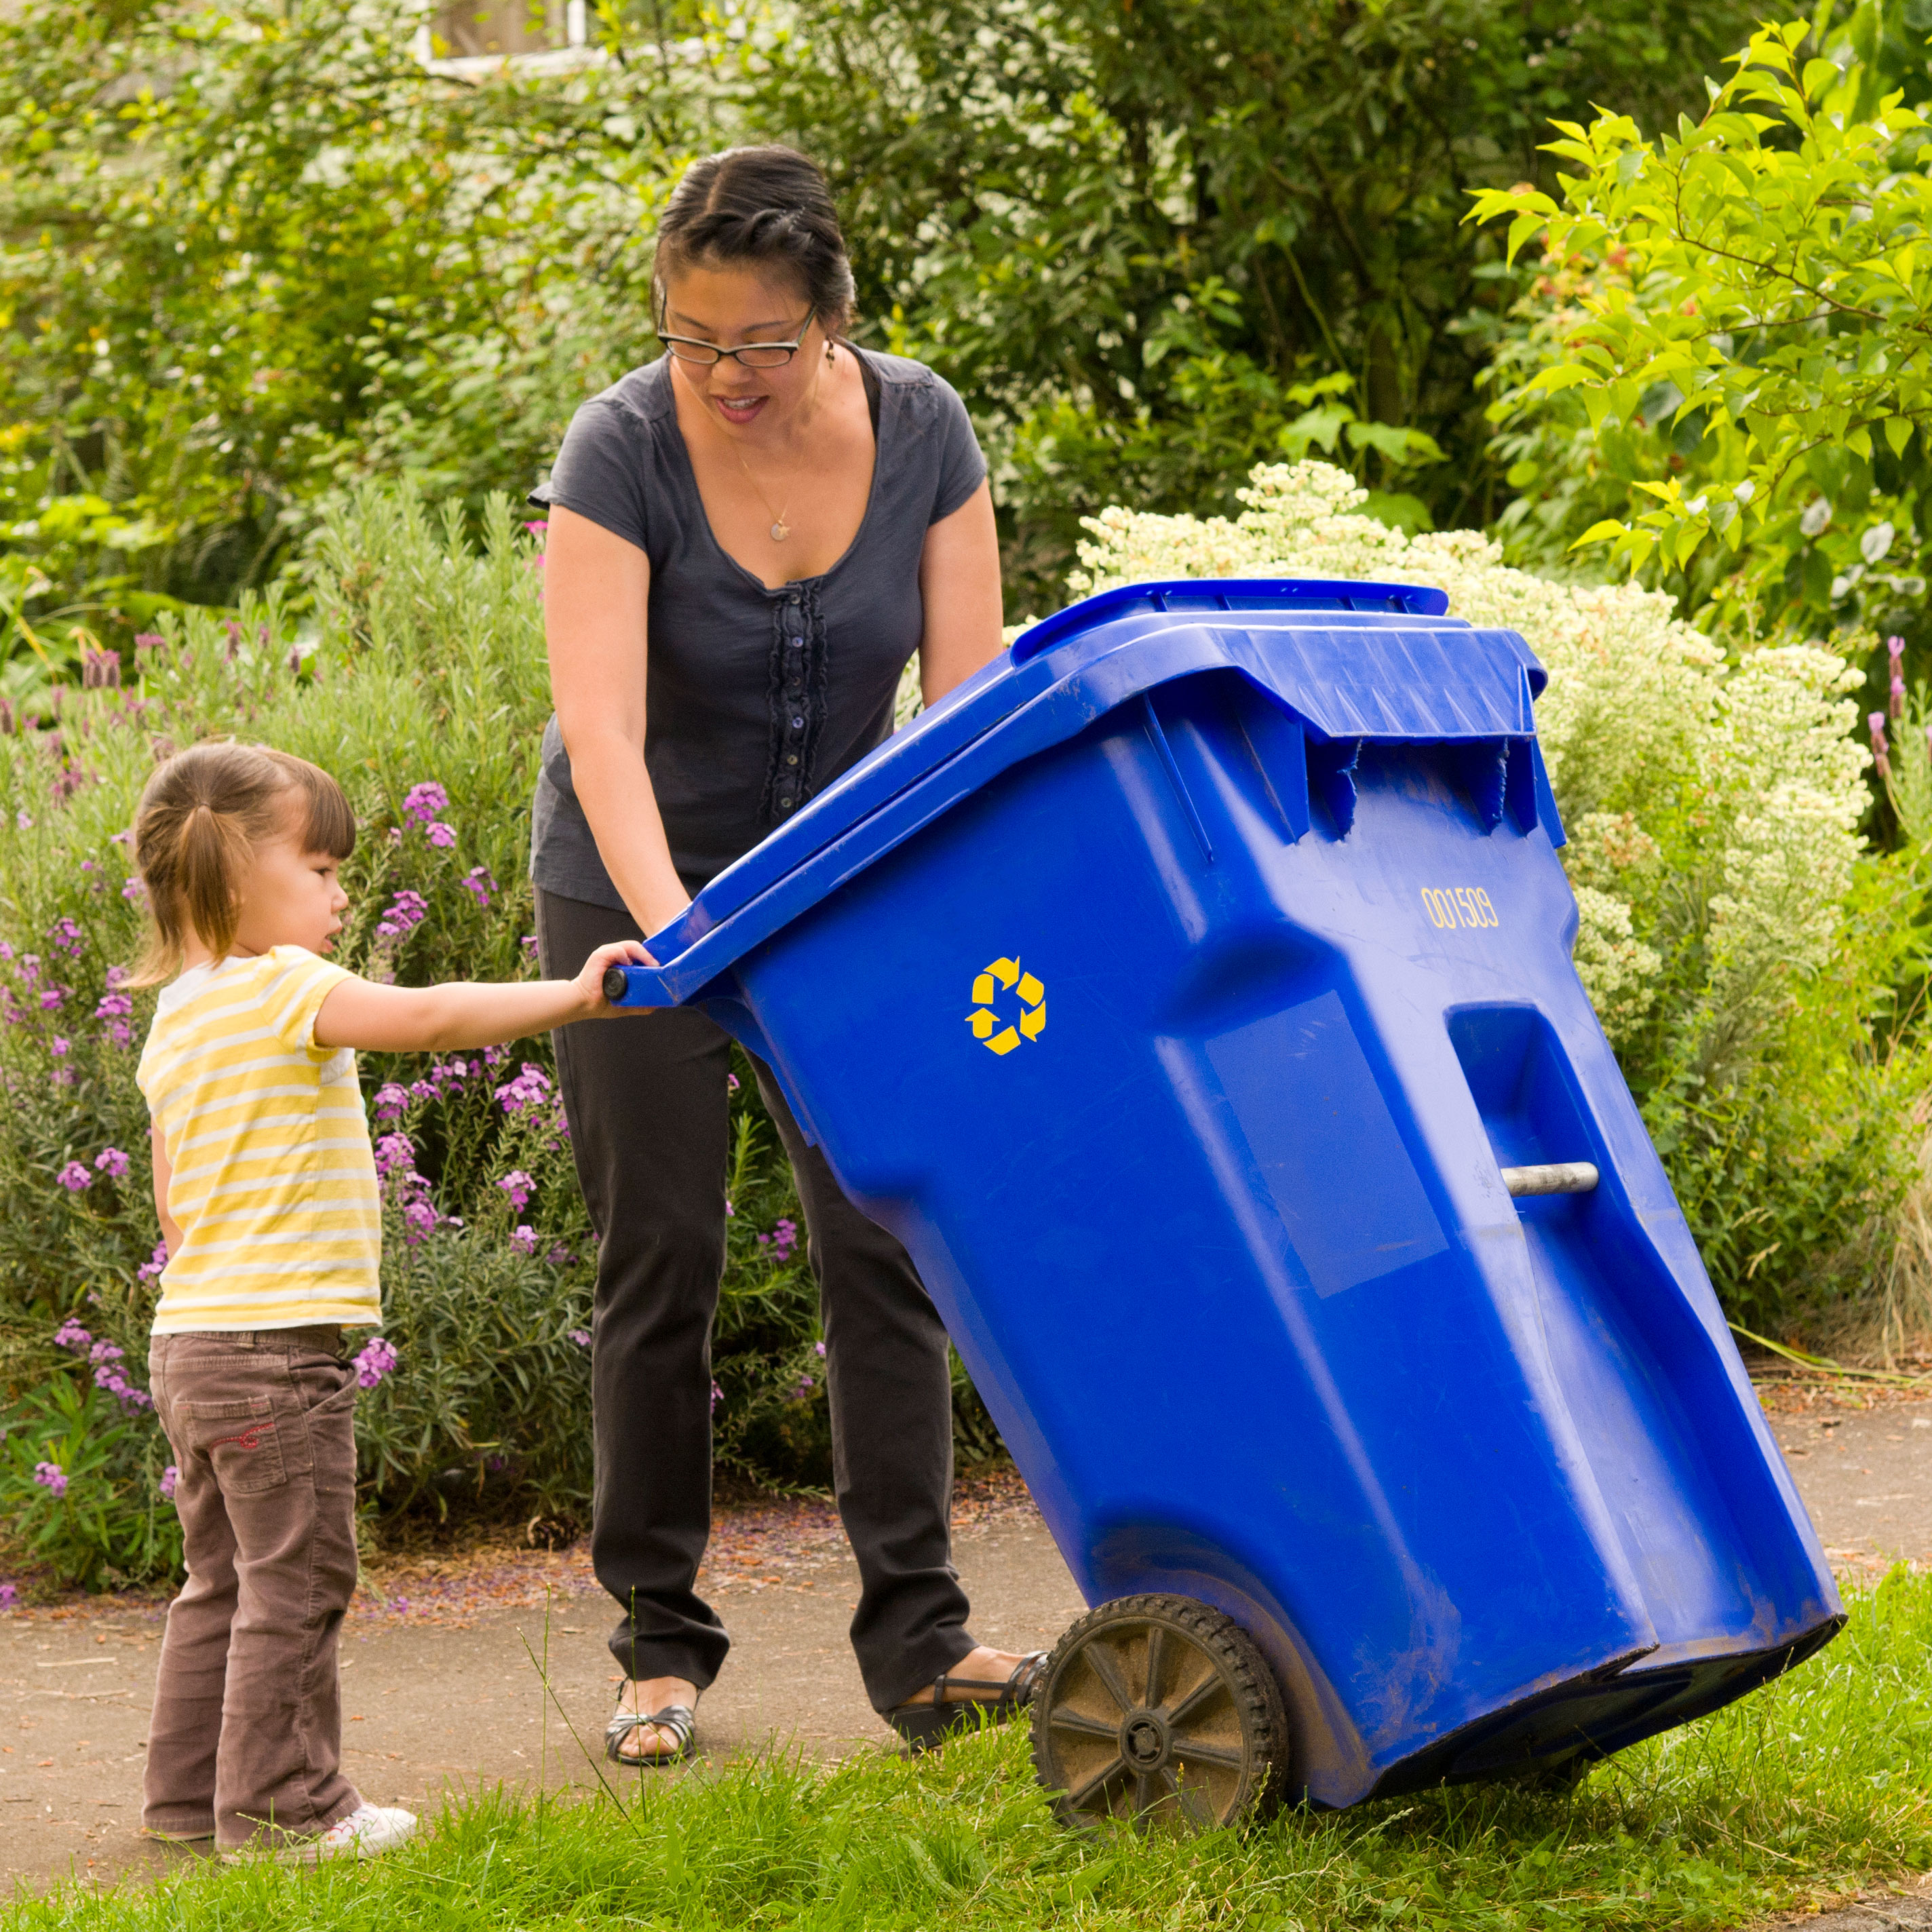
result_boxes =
[1069,461,1914,1326]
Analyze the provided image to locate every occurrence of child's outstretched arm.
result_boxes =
[313,940,653,1054]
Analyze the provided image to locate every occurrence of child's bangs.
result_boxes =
[271,754,357,859]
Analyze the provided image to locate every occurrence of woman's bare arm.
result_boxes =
[917,482,1005,706]
[545,505,693,938]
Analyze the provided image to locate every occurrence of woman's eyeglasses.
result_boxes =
[657,309,817,368]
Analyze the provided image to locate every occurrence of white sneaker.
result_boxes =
[276,1802,418,1863]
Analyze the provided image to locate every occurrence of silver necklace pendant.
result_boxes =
[771,521,790,542]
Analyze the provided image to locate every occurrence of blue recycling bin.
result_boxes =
[608,579,1842,1822]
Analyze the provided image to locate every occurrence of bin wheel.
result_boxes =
[1030,1593,1288,1831]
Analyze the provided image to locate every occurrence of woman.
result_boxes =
[532,145,1041,1763]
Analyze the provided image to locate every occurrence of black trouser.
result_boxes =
[538,888,976,1713]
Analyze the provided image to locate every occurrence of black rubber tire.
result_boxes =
[1030,1593,1289,1832]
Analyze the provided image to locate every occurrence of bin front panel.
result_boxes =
[696,637,1839,1804]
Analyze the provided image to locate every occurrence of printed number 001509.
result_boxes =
[1421,886,1498,930]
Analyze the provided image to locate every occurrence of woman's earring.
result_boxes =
[826,339,836,368]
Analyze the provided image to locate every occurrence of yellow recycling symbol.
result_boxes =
[967,957,1045,1057]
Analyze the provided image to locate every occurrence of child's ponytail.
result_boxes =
[128,742,356,986]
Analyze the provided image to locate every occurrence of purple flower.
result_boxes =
[520,935,538,954]
[497,1170,535,1212]
[47,916,81,954]
[104,964,128,988]
[374,1132,417,1181]
[138,1242,168,1282]
[545,1243,573,1267]
[53,1317,91,1350]
[33,1463,65,1499]
[788,1375,815,1402]
[159,1466,177,1502]
[568,1327,591,1348]
[1889,634,1905,663]
[814,1340,826,1357]
[373,1083,410,1121]
[727,1073,740,1093]
[765,1218,799,1262]
[122,878,146,902]
[88,1340,123,1364]
[0,1583,16,1608]
[39,987,66,1011]
[382,889,429,935]
[461,866,493,908]
[425,822,456,849]
[50,1037,68,1057]
[353,1337,398,1389]
[511,1224,539,1255]
[94,1147,130,1182]
[494,1063,552,1114]
[96,990,133,1049]
[56,1161,90,1192]
[402,782,448,827]
[410,1080,437,1103]
[1871,711,1893,778]
[710,1379,722,1412]
[402,1198,437,1243]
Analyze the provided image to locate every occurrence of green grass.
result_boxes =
[14,1571,1932,1930]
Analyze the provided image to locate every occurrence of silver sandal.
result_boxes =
[605,1700,696,1766]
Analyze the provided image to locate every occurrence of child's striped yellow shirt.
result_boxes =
[137,946,381,1332]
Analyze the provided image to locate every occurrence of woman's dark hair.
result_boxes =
[653,146,856,335]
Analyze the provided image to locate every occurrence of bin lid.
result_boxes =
[642,577,1553,999]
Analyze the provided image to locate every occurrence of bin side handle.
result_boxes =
[1502,1162,1600,1197]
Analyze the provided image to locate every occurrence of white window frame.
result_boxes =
[412,0,601,77]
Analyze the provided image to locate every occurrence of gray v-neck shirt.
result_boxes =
[528,347,986,906]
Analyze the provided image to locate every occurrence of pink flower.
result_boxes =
[138,1243,168,1283]
[497,1170,535,1212]
[94,1147,130,1182]
[39,987,66,1011]
[461,866,493,908]
[0,1583,16,1608]
[511,1224,539,1254]
[425,822,455,849]
[50,1037,68,1056]
[122,878,146,901]
[1871,712,1893,779]
[568,1327,591,1347]
[494,1064,552,1114]
[402,782,448,827]
[353,1337,398,1388]
[159,1467,178,1502]
[47,916,81,954]
[104,965,128,988]
[95,992,132,1020]
[374,1132,417,1181]
[710,1380,722,1412]
[56,1161,90,1192]
[88,1340,123,1364]
[373,1083,410,1121]
[33,1463,65,1499]
[53,1317,91,1350]
[814,1340,826,1357]
[402,1199,437,1243]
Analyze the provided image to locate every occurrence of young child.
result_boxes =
[130,741,646,1861]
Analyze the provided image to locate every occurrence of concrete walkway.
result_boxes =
[0,1387,1926,1899]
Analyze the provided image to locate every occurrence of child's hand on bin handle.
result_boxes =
[575,940,661,1017]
